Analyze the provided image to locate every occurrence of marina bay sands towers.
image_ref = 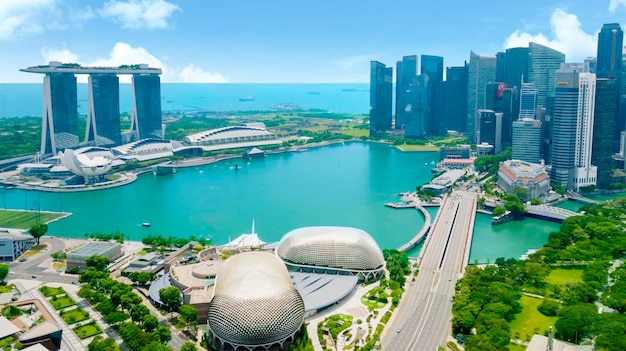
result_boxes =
[21,61,163,155]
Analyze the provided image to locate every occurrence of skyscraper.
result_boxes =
[404,74,429,138]
[496,52,506,83]
[86,74,121,146]
[528,42,565,109]
[476,109,502,153]
[131,74,163,140]
[512,118,542,163]
[596,23,623,79]
[504,47,528,91]
[421,55,443,83]
[485,83,514,149]
[442,65,468,133]
[395,55,418,129]
[519,83,538,119]
[41,73,79,154]
[592,78,618,189]
[573,73,597,191]
[550,68,580,188]
[467,51,497,143]
[369,61,393,136]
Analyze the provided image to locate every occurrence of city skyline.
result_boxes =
[0,0,626,84]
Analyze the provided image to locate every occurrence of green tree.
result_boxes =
[180,342,197,351]
[179,305,198,331]
[142,314,159,332]
[88,336,121,351]
[555,303,598,343]
[85,255,110,272]
[492,206,506,217]
[29,224,48,245]
[154,325,172,344]
[130,304,150,323]
[537,299,561,316]
[0,264,8,282]
[159,286,182,315]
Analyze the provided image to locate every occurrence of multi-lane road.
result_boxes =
[383,191,476,351]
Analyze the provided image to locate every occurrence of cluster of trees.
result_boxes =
[164,116,230,140]
[0,117,40,160]
[127,272,156,286]
[473,148,512,175]
[78,255,197,351]
[84,231,126,243]
[382,249,410,287]
[141,234,211,249]
[0,264,8,283]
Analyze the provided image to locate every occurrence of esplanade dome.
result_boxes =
[207,251,305,349]
[276,226,385,281]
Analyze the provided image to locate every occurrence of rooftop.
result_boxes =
[21,61,162,75]
[68,242,121,257]
[0,316,21,339]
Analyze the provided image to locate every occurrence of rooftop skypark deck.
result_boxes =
[20,61,162,75]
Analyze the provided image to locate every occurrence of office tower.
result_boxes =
[421,55,443,82]
[442,65,468,133]
[131,74,163,140]
[86,74,121,146]
[504,47,529,91]
[528,42,565,109]
[421,55,444,136]
[41,73,79,154]
[467,51,497,143]
[596,23,623,79]
[550,69,580,187]
[592,78,618,188]
[476,109,502,153]
[519,83,538,119]
[430,80,447,135]
[573,73,597,191]
[496,52,506,83]
[404,74,429,138]
[512,118,542,163]
[485,83,514,148]
[395,55,418,129]
[369,61,393,136]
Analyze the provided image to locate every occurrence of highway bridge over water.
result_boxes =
[383,191,477,351]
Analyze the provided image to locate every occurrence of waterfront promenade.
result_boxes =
[383,190,477,350]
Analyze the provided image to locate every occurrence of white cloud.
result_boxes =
[0,0,56,40]
[99,0,180,29]
[609,0,626,13]
[178,64,229,83]
[40,46,79,63]
[87,42,167,82]
[333,54,381,72]
[504,8,596,62]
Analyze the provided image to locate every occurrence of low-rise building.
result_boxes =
[497,160,550,200]
[0,229,36,261]
[123,251,164,275]
[66,242,123,270]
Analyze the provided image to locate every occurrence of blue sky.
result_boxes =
[1,0,626,83]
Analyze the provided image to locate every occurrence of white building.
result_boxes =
[573,73,597,191]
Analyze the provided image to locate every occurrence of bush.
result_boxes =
[537,298,561,316]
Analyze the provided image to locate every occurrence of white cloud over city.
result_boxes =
[503,8,597,62]
[99,0,180,29]
[39,42,227,83]
[0,0,57,40]
[609,0,626,13]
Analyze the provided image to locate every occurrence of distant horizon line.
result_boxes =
[0,82,371,85]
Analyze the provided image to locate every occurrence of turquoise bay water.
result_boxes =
[0,83,370,118]
[2,142,564,261]
[3,142,435,249]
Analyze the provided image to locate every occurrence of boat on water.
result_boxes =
[239,96,255,102]
[142,223,151,227]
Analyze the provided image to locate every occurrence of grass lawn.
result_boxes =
[510,295,558,342]
[22,244,47,258]
[49,295,77,310]
[338,129,369,138]
[73,322,102,339]
[507,342,527,351]
[395,144,440,152]
[546,267,584,286]
[53,261,65,270]
[61,308,90,324]
[39,286,65,297]
[0,209,66,229]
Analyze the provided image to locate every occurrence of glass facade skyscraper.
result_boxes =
[573,73,597,191]
[467,51,497,143]
[596,23,623,79]
[132,74,163,140]
[551,69,580,188]
[87,74,121,146]
[528,42,565,109]
[42,73,78,154]
[395,56,418,129]
[442,65,468,133]
[404,74,429,138]
[519,83,538,119]
[369,61,393,136]
[592,78,618,189]
[512,118,542,163]
[421,55,443,82]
